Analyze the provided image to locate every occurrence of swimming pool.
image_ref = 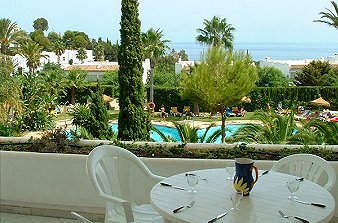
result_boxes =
[111,123,243,143]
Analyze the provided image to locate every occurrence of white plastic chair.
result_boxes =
[87,145,164,223]
[270,154,336,191]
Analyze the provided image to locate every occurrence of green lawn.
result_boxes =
[150,111,256,122]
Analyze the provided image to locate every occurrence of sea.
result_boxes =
[168,42,338,61]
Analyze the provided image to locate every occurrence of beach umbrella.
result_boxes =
[311,97,330,107]
[102,94,113,102]
[241,96,251,103]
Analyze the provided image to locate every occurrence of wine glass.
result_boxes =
[230,189,243,212]
[185,173,199,195]
[225,161,235,180]
[286,178,300,200]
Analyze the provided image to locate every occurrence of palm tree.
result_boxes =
[40,63,66,99]
[0,54,22,122]
[306,120,338,145]
[196,16,235,49]
[66,68,87,104]
[173,121,199,143]
[314,1,338,29]
[53,40,65,64]
[153,122,221,143]
[76,47,87,63]
[141,28,170,102]
[228,111,297,144]
[288,124,325,145]
[0,18,27,55]
[19,41,48,74]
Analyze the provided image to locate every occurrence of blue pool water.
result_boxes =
[112,123,243,143]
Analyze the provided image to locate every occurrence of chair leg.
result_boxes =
[71,212,93,223]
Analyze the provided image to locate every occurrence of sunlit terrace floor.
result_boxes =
[1,212,337,223]
[0,212,97,223]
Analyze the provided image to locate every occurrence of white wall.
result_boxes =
[12,50,95,72]
[259,59,291,78]
[175,59,195,74]
[0,150,337,221]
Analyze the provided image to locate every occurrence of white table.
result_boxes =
[150,168,335,223]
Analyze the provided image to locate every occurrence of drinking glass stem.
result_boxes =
[289,192,297,200]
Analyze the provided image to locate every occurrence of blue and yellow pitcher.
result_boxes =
[233,158,259,196]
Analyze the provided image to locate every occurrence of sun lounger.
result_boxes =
[170,107,181,116]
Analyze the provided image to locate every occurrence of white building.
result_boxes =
[175,57,196,74]
[64,59,151,84]
[259,54,338,79]
[12,50,95,72]
[11,50,151,84]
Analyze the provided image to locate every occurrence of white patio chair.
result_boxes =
[270,154,336,191]
[87,145,164,223]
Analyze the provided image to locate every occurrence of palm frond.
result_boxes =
[151,126,175,142]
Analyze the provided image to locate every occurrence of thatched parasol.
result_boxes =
[102,94,113,102]
[311,97,330,107]
[241,96,251,103]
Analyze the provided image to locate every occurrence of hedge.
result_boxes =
[1,142,337,161]
[61,85,338,112]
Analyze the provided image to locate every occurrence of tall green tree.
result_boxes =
[141,28,170,102]
[93,43,105,61]
[17,71,54,131]
[104,40,119,61]
[66,68,87,104]
[178,49,189,61]
[33,18,49,31]
[102,70,119,97]
[30,30,51,51]
[86,84,114,139]
[40,63,66,99]
[294,60,331,86]
[19,41,48,73]
[53,40,65,64]
[0,54,22,123]
[142,28,170,64]
[256,66,289,87]
[62,30,90,50]
[47,31,62,43]
[118,0,151,141]
[0,18,27,55]
[180,47,257,142]
[76,47,87,63]
[154,54,179,87]
[196,16,235,49]
[314,1,338,29]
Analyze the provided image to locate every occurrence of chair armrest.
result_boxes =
[99,192,135,223]
[99,192,128,203]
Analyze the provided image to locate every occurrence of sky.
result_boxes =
[1,0,337,44]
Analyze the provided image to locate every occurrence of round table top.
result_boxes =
[150,168,335,223]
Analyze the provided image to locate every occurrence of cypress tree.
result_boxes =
[118,0,151,141]
[87,84,113,139]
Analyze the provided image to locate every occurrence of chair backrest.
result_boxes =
[87,145,163,208]
[171,107,178,113]
[232,107,239,112]
[270,154,336,191]
[184,106,190,112]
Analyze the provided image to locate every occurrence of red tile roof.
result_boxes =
[64,64,119,71]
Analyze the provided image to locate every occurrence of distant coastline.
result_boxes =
[168,42,338,61]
